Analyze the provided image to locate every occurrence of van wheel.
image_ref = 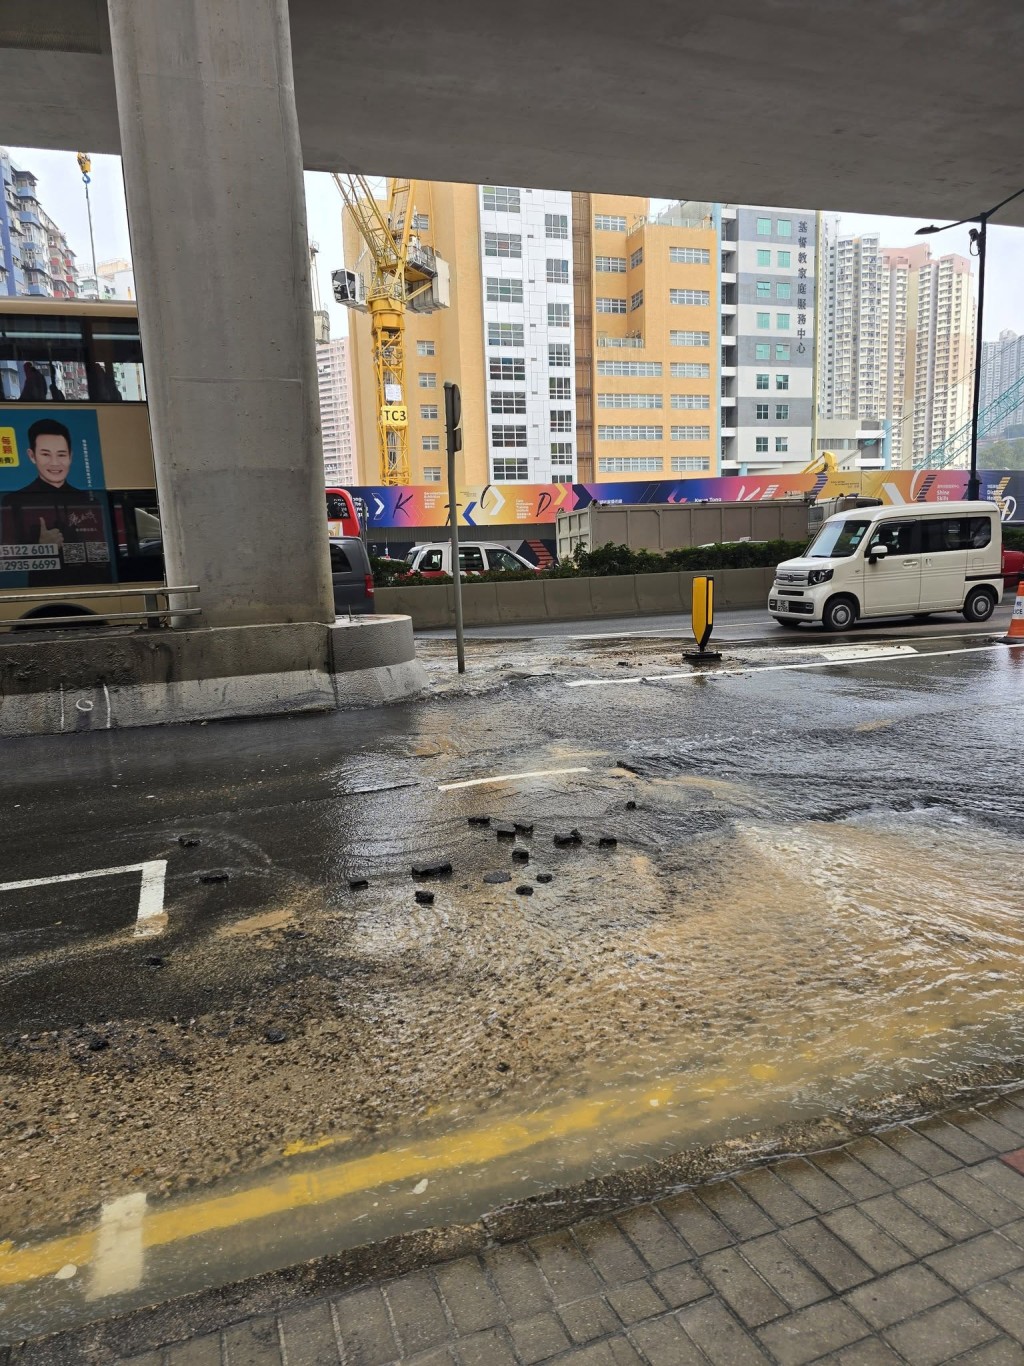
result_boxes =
[963,587,996,622]
[773,617,802,629]
[822,595,857,632]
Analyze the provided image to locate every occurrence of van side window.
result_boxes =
[868,522,917,555]
[419,548,443,572]
[329,544,352,572]
[921,517,992,553]
[459,547,485,573]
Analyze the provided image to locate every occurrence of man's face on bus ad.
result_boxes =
[29,434,72,489]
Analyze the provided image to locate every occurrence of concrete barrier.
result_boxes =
[376,566,773,630]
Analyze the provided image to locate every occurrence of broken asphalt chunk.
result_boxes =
[468,815,491,827]
[415,889,435,905]
[598,836,618,849]
[512,848,530,864]
[514,820,534,836]
[199,870,230,884]
[536,872,554,884]
[411,860,452,878]
[348,878,370,891]
[515,884,534,896]
[483,870,512,884]
[553,829,583,847]
[264,1028,287,1044]
[177,835,201,848]
[495,822,516,839]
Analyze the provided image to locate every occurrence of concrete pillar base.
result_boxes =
[0,618,427,737]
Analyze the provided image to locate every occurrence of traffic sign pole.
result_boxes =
[444,382,466,674]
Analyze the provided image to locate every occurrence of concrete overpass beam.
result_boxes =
[106,0,333,628]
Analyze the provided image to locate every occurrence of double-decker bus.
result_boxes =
[0,299,357,626]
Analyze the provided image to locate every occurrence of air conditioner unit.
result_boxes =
[332,267,367,310]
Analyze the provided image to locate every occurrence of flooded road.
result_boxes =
[2,622,1023,1338]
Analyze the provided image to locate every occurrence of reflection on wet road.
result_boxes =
[2,627,1022,1337]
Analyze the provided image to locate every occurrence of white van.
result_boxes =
[768,501,1004,631]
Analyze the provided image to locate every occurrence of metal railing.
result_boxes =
[0,584,200,631]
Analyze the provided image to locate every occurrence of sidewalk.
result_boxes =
[14,1092,1024,1365]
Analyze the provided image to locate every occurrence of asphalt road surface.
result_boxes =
[2,607,1022,1337]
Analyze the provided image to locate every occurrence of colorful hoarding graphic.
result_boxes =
[0,408,110,587]
[349,471,1023,529]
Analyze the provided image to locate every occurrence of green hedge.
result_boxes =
[1004,528,1024,551]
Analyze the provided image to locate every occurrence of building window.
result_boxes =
[670,362,709,378]
[545,213,569,240]
[482,186,521,212]
[411,213,430,232]
[546,257,569,284]
[422,435,440,451]
[776,282,792,301]
[598,457,664,472]
[671,425,710,440]
[756,249,771,267]
[548,303,571,327]
[599,360,663,376]
[755,403,770,420]
[420,403,439,419]
[756,217,772,236]
[549,343,571,367]
[671,394,710,409]
[671,457,712,471]
[776,313,791,329]
[670,288,710,305]
[597,425,663,441]
[492,456,529,480]
[756,281,771,298]
[487,322,524,347]
[777,219,792,237]
[549,376,572,400]
[423,466,442,483]
[486,276,524,303]
[490,355,526,381]
[484,230,522,258]
[755,436,769,453]
[596,255,627,273]
[777,250,791,267]
[755,343,771,360]
[551,442,574,464]
[669,247,710,264]
[776,344,791,360]
[776,404,790,420]
[756,312,770,329]
[630,290,644,311]
[416,340,435,356]
[670,330,710,347]
[550,409,573,433]
[596,297,627,313]
[756,373,769,390]
[419,372,437,388]
[776,436,789,452]
[595,213,627,232]
[492,425,528,447]
[630,247,644,268]
[776,374,790,391]
[598,392,663,408]
[491,390,527,414]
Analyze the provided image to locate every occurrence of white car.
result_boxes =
[404,542,540,577]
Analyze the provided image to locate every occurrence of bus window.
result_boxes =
[109,491,163,582]
[87,317,146,401]
[0,314,89,401]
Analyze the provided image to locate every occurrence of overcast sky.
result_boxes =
[12,147,1024,345]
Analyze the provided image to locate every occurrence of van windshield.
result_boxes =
[806,519,872,558]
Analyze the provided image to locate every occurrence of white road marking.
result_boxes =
[438,766,591,791]
[818,644,917,662]
[0,860,168,937]
[566,641,1024,688]
[87,1192,147,1300]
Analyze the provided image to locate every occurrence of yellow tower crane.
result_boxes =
[331,176,449,486]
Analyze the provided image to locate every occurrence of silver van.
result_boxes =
[769,501,1004,631]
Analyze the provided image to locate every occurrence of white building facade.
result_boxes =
[316,337,358,485]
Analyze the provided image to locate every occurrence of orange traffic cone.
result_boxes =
[1005,578,1024,644]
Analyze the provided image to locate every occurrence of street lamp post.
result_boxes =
[916,184,1024,502]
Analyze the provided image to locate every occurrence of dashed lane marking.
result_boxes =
[87,1192,147,1300]
[0,860,168,938]
[438,766,591,791]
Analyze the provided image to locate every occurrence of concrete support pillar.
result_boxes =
[106,0,332,628]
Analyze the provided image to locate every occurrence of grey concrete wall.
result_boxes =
[106,0,333,629]
[376,568,776,629]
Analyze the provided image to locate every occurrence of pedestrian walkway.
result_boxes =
[15,1093,1024,1364]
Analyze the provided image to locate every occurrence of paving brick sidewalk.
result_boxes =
[19,1092,1024,1365]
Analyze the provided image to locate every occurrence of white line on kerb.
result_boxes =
[566,641,1024,688]
[438,766,591,792]
[0,860,168,937]
[87,1192,147,1300]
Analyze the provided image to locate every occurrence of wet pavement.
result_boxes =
[2,609,1023,1343]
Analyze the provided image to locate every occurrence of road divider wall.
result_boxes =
[376,567,776,630]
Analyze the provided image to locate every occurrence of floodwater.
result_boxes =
[3,632,1024,1338]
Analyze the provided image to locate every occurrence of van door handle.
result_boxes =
[902,559,919,567]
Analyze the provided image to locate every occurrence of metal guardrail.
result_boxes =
[0,585,200,631]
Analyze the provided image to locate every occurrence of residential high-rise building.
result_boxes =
[980,329,1024,437]
[818,228,884,425]
[726,206,818,473]
[0,150,79,299]
[901,249,974,466]
[877,243,931,467]
[315,337,359,485]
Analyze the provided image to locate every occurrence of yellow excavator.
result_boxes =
[331,177,450,486]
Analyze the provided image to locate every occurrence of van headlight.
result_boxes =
[807,568,834,585]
